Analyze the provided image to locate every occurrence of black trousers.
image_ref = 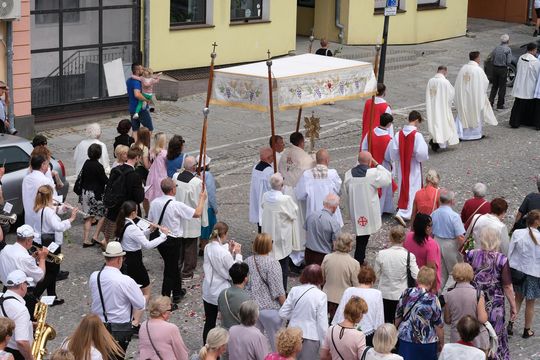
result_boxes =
[489,66,508,108]
[203,300,219,344]
[383,298,399,324]
[5,348,24,360]
[279,257,289,292]
[355,235,370,265]
[158,237,183,298]
[34,244,61,298]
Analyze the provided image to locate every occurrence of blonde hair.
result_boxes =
[199,327,228,359]
[389,225,406,244]
[276,327,303,357]
[142,67,154,78]
[425,169,440,186]
[416,266,436,288]
[334,232,354,253]
[50,349,75,360]
[210,222,229,242]
[114,144,129,159]
[34,184,53,212]
[147,296,171,319]
[0,317,15,342]
[151,132,167,157]
[479,227,501,252]
[373,323,398,354]
[452,263,474,283]
[253,233,272,255]
[67,314,123,360]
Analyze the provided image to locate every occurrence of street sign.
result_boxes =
[384,0,397,16]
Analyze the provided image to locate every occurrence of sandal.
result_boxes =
[523,328,535,339]
[507,321,514,336]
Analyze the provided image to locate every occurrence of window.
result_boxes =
[417,0,445,9]
[35,0,80,24]
[298,0,314,7]
[170,0,207,26]
[231,0,262,21]
[0,146,30,174]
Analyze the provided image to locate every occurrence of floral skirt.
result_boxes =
[515,274,540,300]
[79,190,105,218]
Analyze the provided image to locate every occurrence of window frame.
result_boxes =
[230,0,264,23]
[417,0,446,11]
[170,0,208,27]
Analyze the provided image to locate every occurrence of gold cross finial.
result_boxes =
[212,42,218,52]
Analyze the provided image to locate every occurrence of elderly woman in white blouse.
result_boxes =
[202,222,242,345]
[374,225,419,324]
[279,264,328,360]
[73,122,111,174]
[116,200,169,328]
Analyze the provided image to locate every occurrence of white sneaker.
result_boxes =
[394,214,407,227]
[132,113,139,120]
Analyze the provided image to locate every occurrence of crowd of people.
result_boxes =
[0,47,536,360]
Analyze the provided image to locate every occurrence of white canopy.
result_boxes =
[210,54,377,112]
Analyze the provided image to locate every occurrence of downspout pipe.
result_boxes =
[6,21,15,134]
[335,0,344,43]
[144,0,150,67]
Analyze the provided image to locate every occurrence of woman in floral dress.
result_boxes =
[145,132,168,203]
[465,227,517,360]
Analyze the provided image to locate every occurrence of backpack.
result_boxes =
[103,166,134,209]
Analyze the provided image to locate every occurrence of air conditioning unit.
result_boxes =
[0,0,21,21]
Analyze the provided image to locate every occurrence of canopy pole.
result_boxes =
[267,50,278,173]
[367,45,381,154]
[295,107,303,133]
[198,42,218,188]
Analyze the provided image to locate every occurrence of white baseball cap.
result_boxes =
[16,225,36,238]
[102,241,126,258]
[6,270,34,287]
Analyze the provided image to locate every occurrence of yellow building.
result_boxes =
[297,0,468,45]
[149,0,297,71]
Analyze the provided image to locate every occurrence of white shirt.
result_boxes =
[89,266,145,323]
[470,213,509,255]
[174,173,209,238]
[22,170,56,224]
[332,287,384,336]
[0,290,33,350]
[28,206,71,245]
[509,228,540,278]
[279,284,328,343]
[374,246,419,301]
[438,343,485,360]
[513,53,540,99]
[249,162,273,224]
[202,241,242,305]
[74,139,111,174]
[148,195,195,238]
[63,341,103,360]
[364,350,403,360]
[0,242,44,284]
[120,219,167,252]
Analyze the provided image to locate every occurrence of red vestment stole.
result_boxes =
[397,130,417,209]
[370,130,398,197]
[362,99,389,142]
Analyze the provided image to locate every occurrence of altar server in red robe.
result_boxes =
[361,83,393,142]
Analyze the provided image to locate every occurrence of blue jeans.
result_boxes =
[130,109,153,131]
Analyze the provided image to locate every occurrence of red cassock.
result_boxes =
[362,99,390,142]
[370,129,398,197]
[397,130,417,210]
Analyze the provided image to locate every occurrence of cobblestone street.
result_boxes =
[18,18,540,359]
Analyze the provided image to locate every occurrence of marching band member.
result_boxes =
[115,201,169,328]
[30,185,77,307]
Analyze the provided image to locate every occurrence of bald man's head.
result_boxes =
[183,156,197,171]
[323,193,340,213]
[358,151,372,166]
[259,147,274,163]
[316,149,329,166]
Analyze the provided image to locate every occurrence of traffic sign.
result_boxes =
[385,0,397,16]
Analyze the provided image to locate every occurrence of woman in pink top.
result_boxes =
[403,213,442,292]
[264,327,303,360]
[139,296,189,360]
[145,132,168,203]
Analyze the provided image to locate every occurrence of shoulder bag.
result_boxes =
[73,164,84,196]
[330,325,346,360]
[401,289,426,322]
[40,208,56,246]
[360,346,374,360]
[223,289,241,324]
[461,213,484,254]
[145,320,164,360]
[97,270,133,334]
[149,199,172,240]
[253,256,271,290]
[406,251,416,288]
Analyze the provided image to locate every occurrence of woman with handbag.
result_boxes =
[409,169,440,226]
[245,233,286,352]
[374,226,419,323]
[331,266,384,346]
[201,222,242,344]
[508,209,540,339]
[395,266,444,360]
[138,296,189,360]
[320,296,368,360]
[76,143,108,248]
[31,184,77,306]
[279,264,328,359]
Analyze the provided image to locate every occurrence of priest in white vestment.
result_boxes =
[426,66,459,151]
[174,156,209,277]
[295,149,343,227]
[454,51,498,141]
[361,114,395,214]
[342,151,391,265]
[511,43,540,128]
[249,147,274,231]
[390,111,429,224]
[277,132,315,267]
[261,172,300,291]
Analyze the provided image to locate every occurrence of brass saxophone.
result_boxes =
[31,301,56,360]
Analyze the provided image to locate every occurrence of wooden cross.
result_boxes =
[304,111,320,153]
